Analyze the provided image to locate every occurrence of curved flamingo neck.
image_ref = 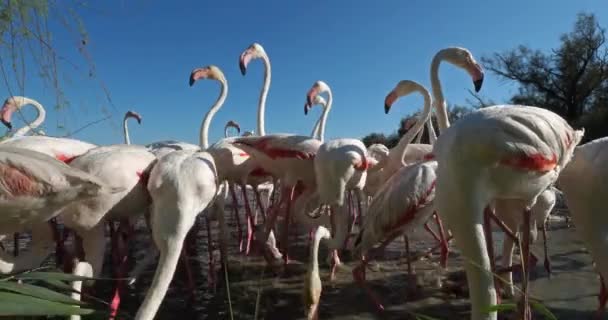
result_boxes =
[14,98,46,137]
[257,54,271,137]
[123,117,131,145]
[311,116,321,139]
[427,113,437,145]
[200,80,228,149]
[430,50,451,133]
[398,85,433,166]
[317,90,332,143]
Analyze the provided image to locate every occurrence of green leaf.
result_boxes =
[413,313,441,320]
[14,271,116,282]
[0,291,95,316]
[0,281,86,306]
[530,301,558,320]
[483,303,517,314]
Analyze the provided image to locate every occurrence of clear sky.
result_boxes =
[3,0,608,146]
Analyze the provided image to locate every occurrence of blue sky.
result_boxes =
[3,0,608,146]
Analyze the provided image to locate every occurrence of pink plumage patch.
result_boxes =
[55,153,77,164]
[382,179,436,234]
[500,153,558,172]
[354,157,369,171]
[237,137,315,160]
[423,153,435,161]
[0,163,39,197]
[239,152,249,157]
[136,170,150,186]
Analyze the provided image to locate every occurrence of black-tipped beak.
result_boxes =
[1,119,12,130]
[239,61,247,76]
[189,76,196,87]
[304,103,311,115]
[384,104,391,114]
[474,76,484,93]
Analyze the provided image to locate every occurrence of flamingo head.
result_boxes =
[239,43,267,75]
[443,47,484,92]
[304,80,331,115]
[124,110,142,124]
[384,80,424,114]
[1,96,30,130]
[189,65,226,87]
[224,120,241,134]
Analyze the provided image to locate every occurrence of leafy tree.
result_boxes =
[482,12,608,140]
[0,0,113,137]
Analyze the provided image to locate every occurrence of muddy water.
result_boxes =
[6,205,604,320]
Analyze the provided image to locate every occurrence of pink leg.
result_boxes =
[433,212,449,269]
[483,208,500,304]
[254,187,267,223]
[542,222,552,277]
[205,216,216,289]
[240,184,256,255]
[354,190,364,228]
[518,209,532,320]
[229,184,244,253]
[13,233,18,257]
[281,185,297,267]
[424,222,441,242]
[597,275,607,319]
[344,192,355,248]
[352,257,385,312]
[404,235,412,276]
[109,221,131,319]
[330,250,340,281]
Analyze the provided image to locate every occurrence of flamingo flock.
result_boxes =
[1,42,607,320]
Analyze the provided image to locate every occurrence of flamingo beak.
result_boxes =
[384,91,397,114]
[1,102,14,130]
[189,68,209,87]
[239,51,252,76]
[234,123,241,134]
[306,86,320,114]
[474,76,484,93]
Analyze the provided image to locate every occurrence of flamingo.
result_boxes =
[351,80,438,311]
[0,96,46,137]
[432,105,582,320]
[556,137,608,317]
[133,66,225,320]
[123,110,142,145]
[303,226,332,320]
[307,95,327,141]
[236,42,325,266]
[0,146,121,273]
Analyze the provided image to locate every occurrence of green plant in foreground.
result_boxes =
[0,268,101,317]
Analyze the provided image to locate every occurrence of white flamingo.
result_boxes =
[351,80,438,311]
[556,136,608,317]
[133,65,227,320]
[433,105,582,320]
[0,146,120,273]
[0,96,46,137]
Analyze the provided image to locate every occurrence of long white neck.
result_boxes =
[123,117,131,145]
[427,113,437,145]
[14,98,46,137]
[311,116,321,139]
[399,86,433,166]
[257,54,271,136]
[200,81,228,149]
[430,49,451,133]
[317,91,332,143]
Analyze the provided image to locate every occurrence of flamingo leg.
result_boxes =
[344,191,354,249]
[518,208,532,320]
[13,233,18,257]
[597,275,607,319]
[483,207,500,304]
[424,222,441,243]
[109,220,132,320]
[240,184,256,255]
[433,212,449,269]
[354,189,364,228]
[352,256,385,312]
[205,215,216,290]
[542,221,551,277]
[253,187,267,223]
[229,184,244,252]
[404,235,412,276]
[281,185,297,267]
